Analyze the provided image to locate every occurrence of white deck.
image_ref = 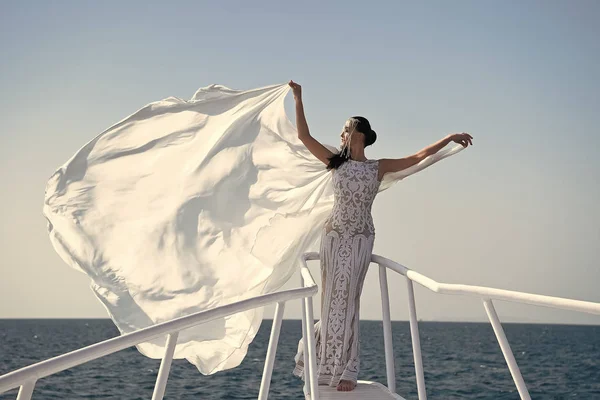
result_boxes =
[304,380,406,400]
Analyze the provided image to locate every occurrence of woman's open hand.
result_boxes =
[450,132,473,148]
[289,80,302,100]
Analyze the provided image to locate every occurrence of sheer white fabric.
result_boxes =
[43,83,465,374]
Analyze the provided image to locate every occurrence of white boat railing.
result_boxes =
[0,265,321,400]
[301,252,600,400]
[2,253,599,400]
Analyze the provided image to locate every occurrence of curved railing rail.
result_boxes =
[301,252,600,400]
[0,266,320,400]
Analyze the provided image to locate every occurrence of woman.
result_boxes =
[289,80,473,392]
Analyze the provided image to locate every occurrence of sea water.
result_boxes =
[1,320,598,399]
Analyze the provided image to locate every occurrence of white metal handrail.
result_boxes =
[0,268,320,400]
[370,254,600,315]
[303,252,600,400]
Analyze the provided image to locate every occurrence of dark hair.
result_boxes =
[327,116,377,170]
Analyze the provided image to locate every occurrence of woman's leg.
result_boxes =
[336,234,373,391]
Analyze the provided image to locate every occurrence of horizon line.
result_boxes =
[1,317,598,327]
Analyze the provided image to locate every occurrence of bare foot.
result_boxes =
[336,379,356,391]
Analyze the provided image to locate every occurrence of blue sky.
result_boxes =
[1,1,598,324]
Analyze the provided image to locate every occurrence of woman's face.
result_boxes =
[340,121,352,147]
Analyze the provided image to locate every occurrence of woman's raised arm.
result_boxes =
[289,80,334,165]
[378,133,473,180]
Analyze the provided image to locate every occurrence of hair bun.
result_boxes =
[366,129,377,146]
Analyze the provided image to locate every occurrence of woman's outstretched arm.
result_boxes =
[378,133,473,180]
[289,80,334,165]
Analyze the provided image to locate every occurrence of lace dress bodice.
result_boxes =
[324,159,381,237]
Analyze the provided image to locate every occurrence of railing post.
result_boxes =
[407,279,427,400]
[305,296,319,400]
[151,332,179,400]
[300,272,311,396]
[379,265,396,393]
[483,299,531,400]
[16,381,35,400]
[258,302,286,400]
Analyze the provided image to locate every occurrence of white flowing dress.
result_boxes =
[43,83,465,375]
